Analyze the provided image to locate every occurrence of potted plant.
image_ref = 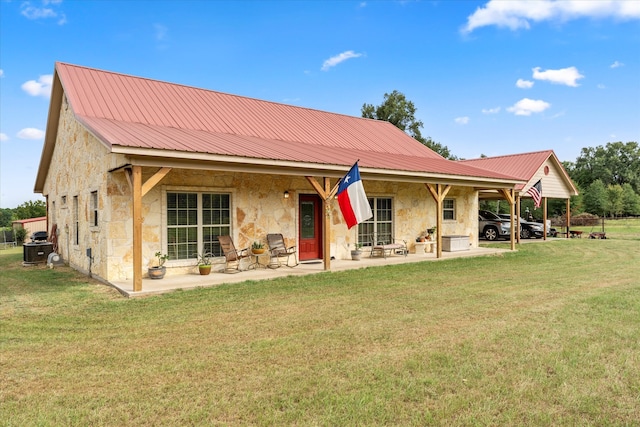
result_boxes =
[148,251,169,279]
[427,226,437,240]
[351,242,363,261]
[251,241,265,254]
[196,251,213,275]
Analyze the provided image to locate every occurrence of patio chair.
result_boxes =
[217,235,250,273]
[266,233,298,268]
[369,233,408,259]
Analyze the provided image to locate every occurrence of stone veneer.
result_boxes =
[43,99,480,283]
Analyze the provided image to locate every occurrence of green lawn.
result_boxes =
[1,236,639,426]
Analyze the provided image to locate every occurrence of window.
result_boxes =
[73,196,79,245]
[443,198,456,220]
[61,195,67,206]
[90,191,98,227]
[357,197,393,246]
[166,192,231,260]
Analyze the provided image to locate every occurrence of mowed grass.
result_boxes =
[1,236,639,426]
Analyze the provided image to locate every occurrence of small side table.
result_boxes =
[247,249,267,269]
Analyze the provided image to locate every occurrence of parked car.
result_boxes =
[497,214,544,239]
[479,210,512,241]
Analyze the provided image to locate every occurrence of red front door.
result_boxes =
[298,194,323,261]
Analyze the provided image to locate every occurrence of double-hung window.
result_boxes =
[443,198,456,220]
[166,192,230,260]
[90,191,98,227]
[357,197,393,246]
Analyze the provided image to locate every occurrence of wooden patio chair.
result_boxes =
[217,235,250,273]
[369,233,408,259]
[266,233,298,268]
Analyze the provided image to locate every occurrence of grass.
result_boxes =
[1,234,639,426]
[566,217,640,240]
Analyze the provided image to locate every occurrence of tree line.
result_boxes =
[363,91,640,218]
[0,200,47,228]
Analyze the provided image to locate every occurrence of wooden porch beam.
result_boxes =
[141,167,172,197]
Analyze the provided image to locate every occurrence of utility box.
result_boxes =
[23,242,54,264]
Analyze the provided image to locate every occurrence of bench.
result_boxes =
[369,234,407,258]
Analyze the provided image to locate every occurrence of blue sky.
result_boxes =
[1,0,639,208]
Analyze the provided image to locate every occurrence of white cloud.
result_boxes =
[482,107,501,114]
[0,69,4,78]
[21,1,67,25]
[462,0,640,34]
[21,74,53,97]
[597,83,606,89]
[507,98,551,116]
[154,23,168,41]
[0,133,9,142]
[17,128,45,140]
[321,50,363,71]
[532,66,584,87]
[610,61,624,68]
[455,116,470,125]
[516,78,534,89]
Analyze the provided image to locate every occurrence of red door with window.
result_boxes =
[298,194,322,261]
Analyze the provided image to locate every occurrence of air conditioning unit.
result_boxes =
[23,243,54,264]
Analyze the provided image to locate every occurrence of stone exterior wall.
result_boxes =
[43,101,480,283]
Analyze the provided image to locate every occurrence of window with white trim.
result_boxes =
[90,191,98,227]
[166,192,231,260]
[443,198,456,220]
[73,195,79,245]
[357,197,393,246]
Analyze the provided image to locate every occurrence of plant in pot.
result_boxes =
[427,226,437,240]
[351,242,363,261]
[251,241,265,254]
[148,251,169,279]
[196,251,214,275]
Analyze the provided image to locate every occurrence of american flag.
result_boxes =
[526,179,542,208]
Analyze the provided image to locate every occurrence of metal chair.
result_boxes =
[217,235,250,273]
[266,233,298,268]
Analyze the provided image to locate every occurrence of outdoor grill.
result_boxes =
[30,231,48,242]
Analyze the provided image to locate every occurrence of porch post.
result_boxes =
[566,198,571,238]
[516,194,521,244]
[543,197,548,240]
[425,183,451,259]
[498,188,516,251]
[306,176,340,271]
[132,166,143,292]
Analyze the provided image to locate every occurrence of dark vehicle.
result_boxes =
[498,214,544,239]
[479,210,511,241]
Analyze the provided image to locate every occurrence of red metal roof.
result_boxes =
[51,62,518,181]
[460,150,577,193]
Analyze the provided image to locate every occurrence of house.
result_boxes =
[461,151,579,240]
[35,62,525,292]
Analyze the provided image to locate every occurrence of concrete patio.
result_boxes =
[110,246,513,297]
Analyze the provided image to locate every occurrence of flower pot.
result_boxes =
[351,250,362,261]
[252,248,265,255]
[148,266,166,280]
[198,265,212,275]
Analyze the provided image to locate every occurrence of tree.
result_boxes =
[606,184,624,218]
[621,183,640,215]
[0,208,13,228]
[583,179,607,216]
[572,141,640,192]
[361,90,457,159]
[13,200,46,220]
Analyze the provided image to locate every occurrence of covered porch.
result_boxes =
[110,245,512,297]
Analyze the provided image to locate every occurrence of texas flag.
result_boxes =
[337,162,373,229]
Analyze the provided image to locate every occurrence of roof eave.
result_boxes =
[113,146,524,188]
